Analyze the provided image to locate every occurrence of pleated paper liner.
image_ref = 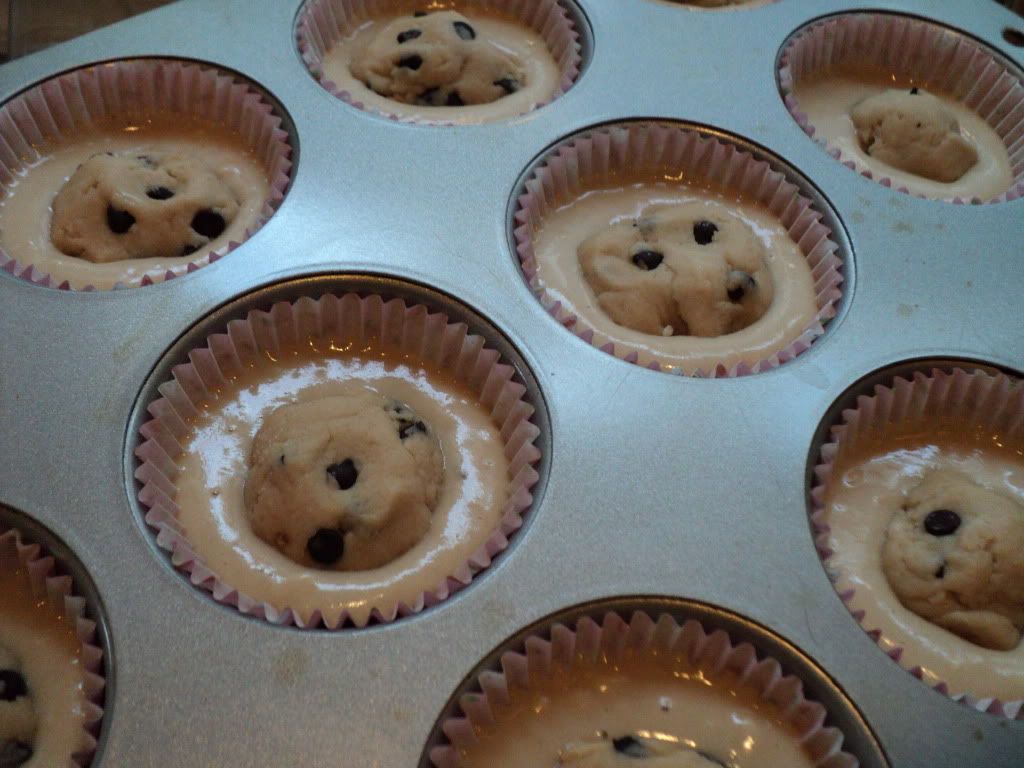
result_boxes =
[810,366,1024,719]
[512,121,845,377]
[134,291,542,628]
[0,58,293,290]
[778,12,1024,204]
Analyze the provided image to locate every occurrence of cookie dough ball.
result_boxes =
[851,88,979,183]
[0,644,35,765]
[559,735,721,767]
[243,387,444,571]
[350,10,527,107]
[50,152,240,263]
[882,471,1024,650]
[578,203,774,337]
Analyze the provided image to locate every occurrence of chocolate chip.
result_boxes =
[726,270,756,302]
[397,29,421,43]
[632,249,664,271]
[306,528,344,565]
[693,219,718,245]
[106,205,135,234]
[924,509,961,536]
[180,244,199,256]
[398,54,423,70]
[453,21,476,40]
[612,736,647,757]
[327,458,358,490]
[190,209,226,240]
[910,87,919,95]
[493,77,519,94]
[0,741,32,767]
[446,90,464,106]
[146,186,174,200]
[399,420,427,439]
[413,10,427,16]
[0,670,27,701]
[935,564,946,579]
[418,87,441,106]
[279,454,286,465]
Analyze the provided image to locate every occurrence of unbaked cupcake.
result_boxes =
[134,292,542,628]
[779,12,1024,203]
[0,524,105,766]
[296,0,582,124]
[513,122,845,376]
[812,367,1024,717]
[0,59,292,290]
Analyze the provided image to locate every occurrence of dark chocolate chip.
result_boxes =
[418,87,442,106]
[306,528,344,565]
[326,458,358,490]
[446,90,464,106]
[935,564,946,579]
[398,54,423,70]
[106,205,135,234]
[612,736,647,758]
[726,269,757,302]
[910,87,919,95]
[493,77,519,94]
[0,741,32,767]
[631,249,664,271]
[397,29,422,43]
[453,21,476,40]
[399,420,427,439]
[146,186,174,200]
[190,209,226,240]
[924,509,961,537]
[693,219,718,245]
[180,244,199,256]
[0,670,27,701]
[413,10,427,16]
[279,454,286,465]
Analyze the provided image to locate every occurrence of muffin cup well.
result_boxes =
[134,291,543,629]
[512,121,846,377]
[778,12,1024,204]
[429,609,859,768]
[0,524,107,766]
[295,0,582,123]
[810,366,1024,719]
[0,58,293,290]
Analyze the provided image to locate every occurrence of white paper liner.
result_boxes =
[295,0,582,123]
[0,525,106,766]
[0,58,294,291]
[512,121,846,378]
[133,292,543,629]
[429,610,859,768]
[810,367,1024,719]
[778,12,1024,204]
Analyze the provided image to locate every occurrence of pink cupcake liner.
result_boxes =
[778,12,1024,204]
[134,292,543,629]
[429,609,859,768]
[0,58,294,291]
[810,366,1024,719]
[295,0,582,123]
[512,121,845,378]
[0,523,106,766]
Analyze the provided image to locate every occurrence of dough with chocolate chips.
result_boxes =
[243,385,444,571]
[50,152,239,263]
[882,471,1024,650]
[578,203,774,337]
[350,10,527,106]
[559,735,721,767]
[0,644,36,760]
[851,88,979,183]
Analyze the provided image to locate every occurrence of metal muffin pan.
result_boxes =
[0,0,1021,765]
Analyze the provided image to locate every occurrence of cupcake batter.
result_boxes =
[0,118,269,289]
[460,658,816,767]
[825,437,1024,701]
[0,556,89,767]
[794,74,1012,200]
[174,344,510,627]
[320,8,560,123]
[530,185,818,373]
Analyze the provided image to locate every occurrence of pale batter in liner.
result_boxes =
[174,348,510,628]
[0,119,270,290]
[794,73,1013,201]
[530,184,818,374]
[320,10,561,123]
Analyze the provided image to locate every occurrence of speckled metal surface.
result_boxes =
[0,0,1022,766]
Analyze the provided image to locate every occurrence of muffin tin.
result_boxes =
[0,0,1022,766]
